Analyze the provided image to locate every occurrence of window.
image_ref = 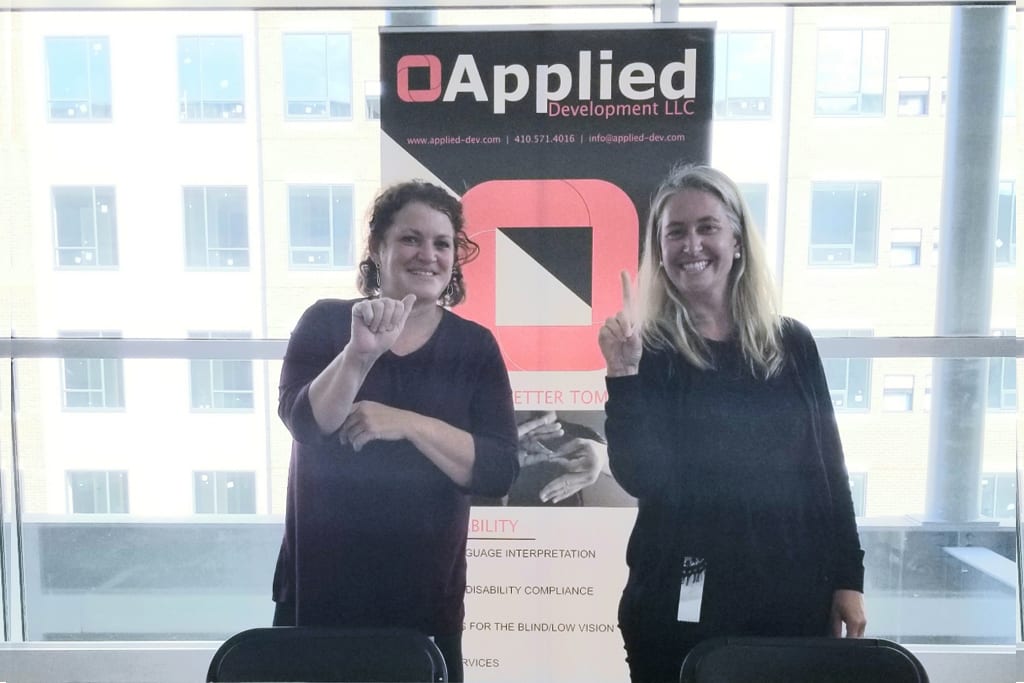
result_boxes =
[889,228,922,267]
[896,76,930,116]
[194,471,256,514]
[809,182,879,265]
[987,331,1016,411]
[189,332,254,411]
[980,473,1016,519]
[288,185,354,267]
[183,186,249,268]
[815,29,886,115]
[995,181,1015,265]
[882,374,914,411]
[52,186,118,267]
[714,32,773,118]
[60,331,124,409]
[737,183,768,238]
[365,80,382,120]
[282,33,352,118]
[848,472,867,517]
[67,471,129,513]
[45,36,112,120]
[178,36,244,120]
[815,329,872,411]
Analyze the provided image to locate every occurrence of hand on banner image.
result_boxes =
[340,400,409,451]
[516,411,564,466]
[538,438,610,504]
[350,294,416,360]
[599,271,642,377]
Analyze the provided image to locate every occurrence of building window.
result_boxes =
[882,375,914,412]
[178,35,244,120]
[987,331,1016,411]
[995,181,1015,265]
[980,472,1016,519]
[815,329,872,411]
[45,36,112,120]
[365,80,382,120]
[60,331,124,409]
[896,76,930,116]
[67,471,129,513]
[282,33,352,119]
[889,228,922,267]
[194,471,256,514]
[714,32,772,118]
[815,29,886,116]
[848,472,867,517]
[810,182,879,265]
[189,332,254,411]
[737,183,768,238]
[183,186,249,268]
[288,185,354,268]
[53,186,118,268]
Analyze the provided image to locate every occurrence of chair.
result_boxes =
[679,636,929,683]
[207,626,448,682]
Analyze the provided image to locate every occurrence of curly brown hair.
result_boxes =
[356,180,480,306]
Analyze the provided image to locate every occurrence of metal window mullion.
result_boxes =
[327,186,336,265]
[322,34,331,114]
[203,188,213,267]
[857,30,867,113]
[197,40,206,116]
[89,187,101,264]
[84,38,94,117]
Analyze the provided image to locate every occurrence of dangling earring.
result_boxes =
[444,280,455,301]
[372,263,381,291]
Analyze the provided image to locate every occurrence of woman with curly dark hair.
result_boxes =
[272,180,518,681]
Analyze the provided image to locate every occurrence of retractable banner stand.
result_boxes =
[380,25,714,682]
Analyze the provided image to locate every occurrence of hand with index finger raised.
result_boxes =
[598,270,642,377]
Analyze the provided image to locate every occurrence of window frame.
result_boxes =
[66,470,130,514]
[52,185,119,268]
[814,28,887,117]
[177,34,246,121]
[187,331,255,412]
[809,181,881,266]
[287,184,355,269]
[282,32,354,120]
[713,30,774,119]
[44,35,113,121]
[182,185,250,269]
[193,470,257,514]
[59,331,126,411]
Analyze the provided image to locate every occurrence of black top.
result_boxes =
[605,318,863,632]
[273,299,519,636]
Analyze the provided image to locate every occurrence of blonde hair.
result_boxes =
[639,164,785,378]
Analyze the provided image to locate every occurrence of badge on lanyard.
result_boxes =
[677,556,707,623]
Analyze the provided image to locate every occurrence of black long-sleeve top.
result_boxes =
[605,318,863,632]
[273,299,519,636]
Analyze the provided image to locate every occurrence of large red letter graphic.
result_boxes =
[461,179,639,372]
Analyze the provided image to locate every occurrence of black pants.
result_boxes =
[272,601,464,682]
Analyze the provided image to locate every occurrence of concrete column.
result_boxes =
[924,7,1007,522]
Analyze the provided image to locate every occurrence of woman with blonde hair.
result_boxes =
[599,165,865,682]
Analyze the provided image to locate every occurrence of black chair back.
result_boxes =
[680,636,929,683]
[207,626,448,682]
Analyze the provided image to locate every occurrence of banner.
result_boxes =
[381,24,714,681]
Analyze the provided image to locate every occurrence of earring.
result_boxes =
[372,263,381,290]
[734,251,742,260]
[444,280,455,301]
